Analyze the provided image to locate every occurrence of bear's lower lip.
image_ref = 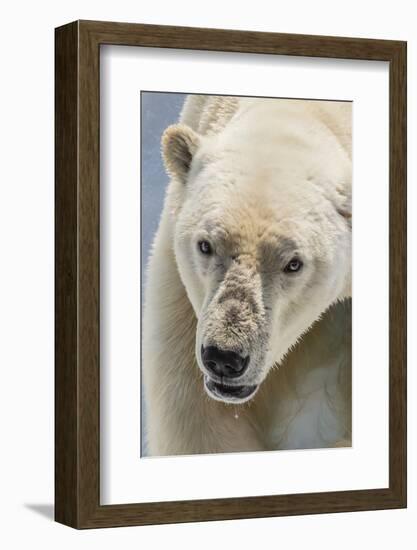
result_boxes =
[204,376,258,403]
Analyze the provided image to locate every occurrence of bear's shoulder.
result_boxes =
[180,94,240,136]
[180,95,350,157]
[304,100,352,158]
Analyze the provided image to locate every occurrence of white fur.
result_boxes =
[143,95,352,456]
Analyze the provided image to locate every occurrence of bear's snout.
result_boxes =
[201,345,249,379]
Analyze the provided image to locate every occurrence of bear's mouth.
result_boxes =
[204,375,258,404]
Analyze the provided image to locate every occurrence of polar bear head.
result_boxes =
[162,99,351,404]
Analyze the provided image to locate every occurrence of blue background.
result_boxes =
[141,92,186,455]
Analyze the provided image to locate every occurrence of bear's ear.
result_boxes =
[161,124,200,184]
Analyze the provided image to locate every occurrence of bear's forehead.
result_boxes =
[183,176,327,256]
[199,211,304,257]
[192,160,323,219]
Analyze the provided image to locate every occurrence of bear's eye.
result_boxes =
[198,240,212,255]
[284,258,303,273]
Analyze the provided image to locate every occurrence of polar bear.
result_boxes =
[143,94,352,456]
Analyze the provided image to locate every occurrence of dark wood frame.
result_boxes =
[55,20,407,529]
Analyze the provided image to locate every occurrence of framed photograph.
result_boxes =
[55,20,407,528]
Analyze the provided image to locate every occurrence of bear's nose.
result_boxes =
[201,346,249,378]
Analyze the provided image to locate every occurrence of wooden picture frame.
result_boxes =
[55,20,407,528]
